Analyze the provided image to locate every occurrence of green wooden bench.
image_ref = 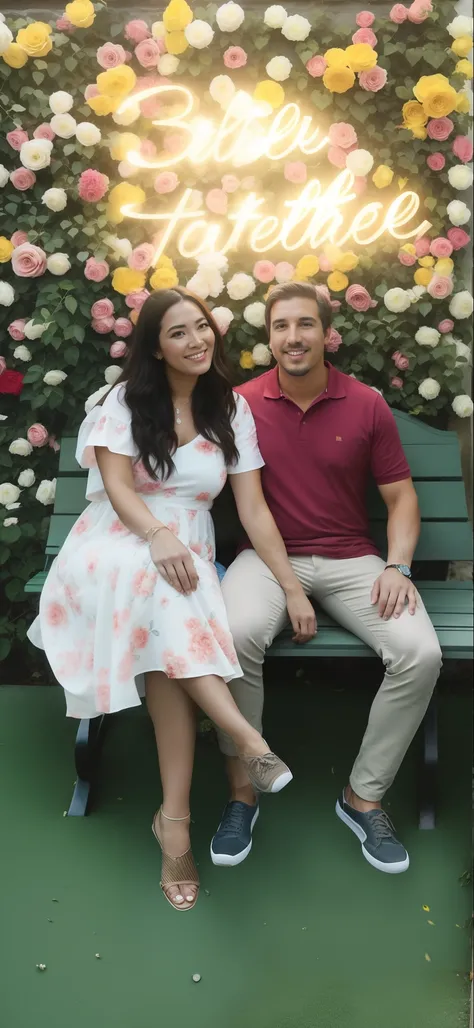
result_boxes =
[25,410,473,825]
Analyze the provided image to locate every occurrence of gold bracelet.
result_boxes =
[145,526,165,545]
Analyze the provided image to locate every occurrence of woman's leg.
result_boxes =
[178,674,269,756]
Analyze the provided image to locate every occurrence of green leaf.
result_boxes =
[5,203,18,216]
[10,103,26,112]
[395,86,411,100]
[65,57,77,72]
[418,302,433,316]
[405,48,424,67]
[424,197,437,212]
[65,295,78,315]
[32,71,44,86]
[64,345,79,366]
[366,351,384,371]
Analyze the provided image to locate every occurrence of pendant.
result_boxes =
[175,407,181,425]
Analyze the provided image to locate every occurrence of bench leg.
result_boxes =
[67,716,107,817]
[418,693,438,830]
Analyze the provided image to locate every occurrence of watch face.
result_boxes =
[398,565,411,576]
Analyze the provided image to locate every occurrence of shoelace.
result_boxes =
[246,752,277,771]
[368,809,397,843]
[220,803,248,836]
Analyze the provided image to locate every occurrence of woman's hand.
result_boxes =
[286,586,317,643]
[150,529,199,595]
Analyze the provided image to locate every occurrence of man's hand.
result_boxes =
[286,587,317,643]
[371,568,417,620]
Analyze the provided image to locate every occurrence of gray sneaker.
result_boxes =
[240,747,293,794]
[335,792,410,874]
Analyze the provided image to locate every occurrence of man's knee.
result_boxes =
[389,631,442,685]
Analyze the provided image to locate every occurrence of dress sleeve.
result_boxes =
[76,384,139,470]
[227,393,265,475]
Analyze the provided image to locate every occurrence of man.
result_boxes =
[211,281,442,874]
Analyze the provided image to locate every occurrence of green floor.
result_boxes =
[0,675,471,1028]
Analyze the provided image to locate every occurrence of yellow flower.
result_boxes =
[345,43,377,73]
[402,100,428,128]
[16,22,52,57]
[97,66,137,98]
[109,133,141,162]
[435,257,454,276]
[163,0,193,32]
[323,64,355,94]
[372,165,394,189]
[240,350,255,370]
[398,177,408,190]
[87,95,120,116]
[456,92,471,113]
[327,271,349,292]
[413,74,458,117]
[414,268,433,286]
[0,237,14,263]
[65,0,95,28]
[323,48,349,66]
[112,267,147,295]
[165,31,189,55]
[295,255,319,277]
[108,182,146,223]
[154,254,175,270]
[418,256,435,267]
[324,243,342,264]
[2,43,28,68]
[455,59,473,78]
[149,266,179,290]
[411,124,428,139]
[401,243,416,255]
[253,80,285,109]
[334,251,359,273]
[130,309,139,325]
[451,36,473,58]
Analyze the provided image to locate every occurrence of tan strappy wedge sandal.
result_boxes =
[152,808,200,912]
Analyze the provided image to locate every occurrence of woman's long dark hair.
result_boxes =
[106,287,238,480]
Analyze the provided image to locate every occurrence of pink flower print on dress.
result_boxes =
[188,509,197,522]
[112,608,130,636]
[118,649,134,683]
[163,649,189,679]
[73,515,89,536]
[160,597,170,608]
[109,518,129,535]
[87,554,98,577]
[132,568,158,597]
[195,440,218,454]
[195,492,210,502]
[65,583,81,616]
[56,650,82,677]
[209,616,239,665]
[97,415,107,432]
[190,542,202,555]
[109,567,119,591]
[131,626,149,650]
[46,602,68,627]
[84,651,94,673]
[96,668,111,713]
[162,486,177,497]
[166,520,180,536]
[185,618,216,663]
[220,468,227,485]
[139,480,163,495]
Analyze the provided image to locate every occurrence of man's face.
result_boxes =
[268,296,328,377]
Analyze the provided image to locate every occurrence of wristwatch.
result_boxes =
[385,563,412,579]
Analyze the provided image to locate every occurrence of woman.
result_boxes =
[28,288,316,911]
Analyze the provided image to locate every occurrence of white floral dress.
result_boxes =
[28,385,264,719]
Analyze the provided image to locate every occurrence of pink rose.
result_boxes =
[135,38,162,68]
[164,131,187,156]
[329,122,358,150]
[345,284,376,311]
[427,275,453,299]
[356,10,375,26]
[414,236,431,257]
[306,55,327,77]
[438,319,454,333]
[12,242,47,278]
[206,189,228,215]
[27,423,49,447]
[319,255,332,272]
[408,0,432,23]
[325,327,342,353]
[447,227,470,250]
[140,139,157,159]
[78,169,109,203]
[316,284,341,312]
[353,176,368,195]
[136,76,167,119]
[223,46,247,69]
[92,317,115,334]
[390,4,409,22]
[10,168,36,191]
[8,319,27,341]
[275,262,294,283]
[328,146,348,169]
[125,289,150,310]
[85,257,110,282]
[452,135,473,164]
[426,117,453,141]
[96,42,127,69]
[124,19,150,43]
[128,244,155,272]
[352,28,377,46]
[114,317,133,338]
[358,66,387,91]
[391,377,404,389]
[85,83,100,101]
[11,231,28,247]
[110,341,128,358]
[392,351,410,370]
[398,249,417,266]
[33,123,55,141]
[56,16,74,31]
[253,260,275,284]
[221,174,240,193]
[154,171,179,194]
[284,161,307,184]
[7,129,28,151]
[91,298,114,320]
[241,176,257,191]
[426,152,445,171]
[429,237,453,258]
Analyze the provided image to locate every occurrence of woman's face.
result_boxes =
[158,299,215,377]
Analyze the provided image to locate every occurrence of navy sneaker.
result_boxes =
[335,792,410,874]
[210,800,259,867]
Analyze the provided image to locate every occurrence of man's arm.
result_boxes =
[371,477,420,619]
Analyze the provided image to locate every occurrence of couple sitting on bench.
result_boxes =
[28,281,442,911]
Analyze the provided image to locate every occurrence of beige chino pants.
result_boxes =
[219,550,442,801]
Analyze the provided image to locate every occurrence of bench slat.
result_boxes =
[268,626,472,659]
[368,480,468,520]
[401,442,462,478]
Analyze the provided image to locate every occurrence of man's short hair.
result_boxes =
[265,281,333,334]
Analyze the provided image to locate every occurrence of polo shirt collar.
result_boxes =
[263,362,347,401]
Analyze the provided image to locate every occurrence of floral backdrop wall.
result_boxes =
[0,0,472,671]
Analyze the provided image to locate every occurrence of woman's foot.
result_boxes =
[152,809,200,911]
[237,730,293,795]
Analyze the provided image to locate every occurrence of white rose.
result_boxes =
[415,326,440,347]
[446,199,470,225]
[75,122,101,147]
[0,483,20,506]
[185,20,214,48]
[0,164,9,187]
[0,282,15,306]
[449,290,473,320]
[47,253,71,275]
[43,370,67,386]
[266,56,292,81]
[9,438,33,457]
[118,160,139,179]
[252,343,272,366]
[197,251,229,273]
[461,84,473,116]
[209,75,236,108]
[158,54,179,75]
[186,272,211,299]
[50,114,77,139]
[410,284,427,299]
[42,187,67,212]
[418,377,440,400]
[447,15,473,38]
[104,365,122,385]
[24,320,49,340]
[85,384,110,414]
[243,302,266,328]
[13,345,32,362]
[216,2,245,31]
[211,306,234,333]
[281,14,311,40]
[452,394,473,418]
[264,6,287,29]
[3,517,18,527]
[346,148,374,177]
[450,338,472,366]
[152,20,165,40]
[227,273,256,301]
[384,287,411,313]
[6,502,21,510]
[20,139,53,171]
[49,90,74,115]
[0,21,13,53]
[113,103,140,126]
[18,469,35,488]
[448,164,473,191]
[104,235,133,260]
[36,479,56,506]
[187,269,224,299]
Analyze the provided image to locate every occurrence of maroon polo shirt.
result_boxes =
[236,364,411,559]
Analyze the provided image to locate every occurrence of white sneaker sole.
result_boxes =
[210,807,260,867]
[335,800,410,874]
[270,770,293,793]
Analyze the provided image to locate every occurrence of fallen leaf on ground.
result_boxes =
[422,905,430,912]
[427,920,435,926]
[424,954,431,962]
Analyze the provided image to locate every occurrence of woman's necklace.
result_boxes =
[174,397,191,426]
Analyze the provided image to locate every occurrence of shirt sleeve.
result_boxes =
[370,396,411,485]
[227,393,265,475]
[76,384,138,470]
